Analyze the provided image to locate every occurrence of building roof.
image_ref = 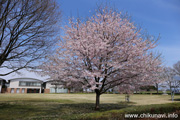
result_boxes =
[0,78,6,81]
[0,69,49,82]
[8,77,44,82]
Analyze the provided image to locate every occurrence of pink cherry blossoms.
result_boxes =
[41,8,162,109]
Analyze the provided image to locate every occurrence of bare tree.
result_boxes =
[173,61,180,91]
[163,67,179,101]
[173,61,180,76]
[155,72,166,94]
[0,0,60,76]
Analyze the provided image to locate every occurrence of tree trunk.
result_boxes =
[125,94,130,102]
[55,85,57,93]
[156,83,159,94]
[170,86,174,101]
[68,88,70,93]
[171,88,174,101]
[95,93,100,110]
[171,91,174,101]
[170,86,172,95]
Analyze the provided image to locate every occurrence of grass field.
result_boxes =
[0,93,180,120]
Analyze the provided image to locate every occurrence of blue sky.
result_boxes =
[58,0,180,67]
[1,0,179,81]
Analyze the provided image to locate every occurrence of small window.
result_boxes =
[19,81,41,87]
[22,88,25,93]
[19,82,26,86]
[16,88,20,93]
[11,88,14,93]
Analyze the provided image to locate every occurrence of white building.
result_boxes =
[8,78,43,93]
[0,69,69,94]
[44,81,68,93]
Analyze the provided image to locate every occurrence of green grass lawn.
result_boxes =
[0,93,180,120]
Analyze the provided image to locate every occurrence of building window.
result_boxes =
[19,81,41,87]
[22,88,25,93]
[16,88,20,93]
[27,89,40,93]
[19,82,26,86]
[11,88,14,93]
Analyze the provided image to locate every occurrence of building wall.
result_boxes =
[1,78,72,94]
[6,88,28,93]
[50,88,68,93]
[1,88,6,93]
[45,82,68,93]
[8,78,43,93]
[44,89,50,93]
[0,80,3,93]
[45,82,63,89]
[9,80,41,89]
[0,85,2,93]
[7,88,11,93]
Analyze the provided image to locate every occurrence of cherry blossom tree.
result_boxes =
[41,8,162,110]
[46,79,82,93]
[118,73,159,102]
[118,84,137,102]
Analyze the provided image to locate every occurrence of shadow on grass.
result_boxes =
[0,101,134,119]
[57,102,134,112]
[0,101,134,111]
[170,99,180,101]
